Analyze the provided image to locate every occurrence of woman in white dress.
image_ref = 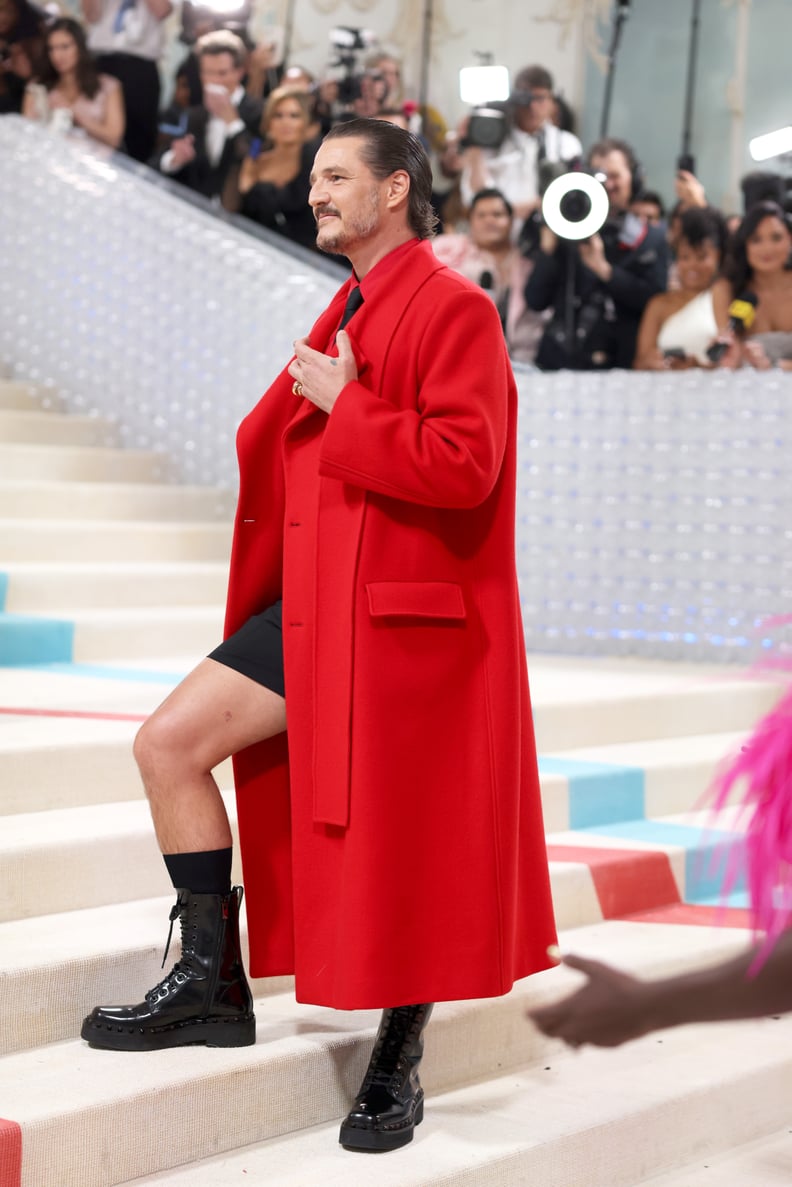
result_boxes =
[633,206,727,370]
[23,17,125,149]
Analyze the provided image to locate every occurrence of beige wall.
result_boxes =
[199,0,588,131]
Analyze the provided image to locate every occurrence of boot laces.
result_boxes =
[145,892,191,1002]
[367,1009,418,1087]
[160,893,187,969]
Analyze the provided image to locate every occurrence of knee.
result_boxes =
[133,709,194,784]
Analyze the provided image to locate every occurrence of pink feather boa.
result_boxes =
[710,680,792,969]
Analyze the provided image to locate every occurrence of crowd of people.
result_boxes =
[2,0,791,369]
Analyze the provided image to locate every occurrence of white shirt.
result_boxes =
[461,122,582,210]
[160,85,246,174]
[205,85,245,166]
[86,0,166,62]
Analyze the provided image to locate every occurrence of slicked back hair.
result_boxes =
[322,118,438,239]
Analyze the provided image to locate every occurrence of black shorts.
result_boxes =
[207,599,285,698]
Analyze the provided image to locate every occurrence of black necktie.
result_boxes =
[338,285,364,332]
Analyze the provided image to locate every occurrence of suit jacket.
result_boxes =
[226,238,557,1008]
[162,93,261,201]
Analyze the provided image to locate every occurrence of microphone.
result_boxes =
[706,291,758,363]
[479,270,494,291]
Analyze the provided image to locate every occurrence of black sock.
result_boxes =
[163,848,233,895]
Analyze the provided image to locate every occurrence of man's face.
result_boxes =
[199,51,243,98]
[469,196,512,251]
[513,88,554,134]
[590,149,633,215]
[630,198,662,226]
[309,136,387,257]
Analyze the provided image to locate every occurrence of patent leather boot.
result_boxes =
[339,1002,434,1152]
[81,886,256,1051]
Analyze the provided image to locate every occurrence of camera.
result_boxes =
[461,105,507,150]
[328,26,378,108]
[518,157,591,257]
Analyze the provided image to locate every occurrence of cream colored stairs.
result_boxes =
[2,376,792,1186]
[0,381,231,667]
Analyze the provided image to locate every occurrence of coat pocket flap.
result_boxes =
[366,581,466,619]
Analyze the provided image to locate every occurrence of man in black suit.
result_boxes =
[158,29,261,206]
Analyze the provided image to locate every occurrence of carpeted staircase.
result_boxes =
[2,375,792,1187]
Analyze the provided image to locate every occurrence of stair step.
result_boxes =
[0,717,233,814]
[0,519,231,562]
[0,605,224,665]
[631,1127,792,1186]
[0,720,143,814]
[0,380,61,411]
[549,730,748,819]
[0,791,243,923]
[0,408,119,446]
[531,655,782,749]
[114,1019,792,1187]
[1,561,229,612]
[0,481,235,521]
[0,906,751,1058]
[70,605,225,662]
[0,778,743,943]
[0,894,291,1055]
[0,442,168,482]
[0,922,767,1187]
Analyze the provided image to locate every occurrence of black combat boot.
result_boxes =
[81,886,256,1051]
[339,1002,434,1152]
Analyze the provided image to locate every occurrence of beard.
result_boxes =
[315,186,382,255]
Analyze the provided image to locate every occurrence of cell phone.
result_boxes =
[677,153,696,175]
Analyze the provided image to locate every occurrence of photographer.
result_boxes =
[525,138,669,370]
[460,64,581,235]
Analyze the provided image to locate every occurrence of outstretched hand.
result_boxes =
[287,330,359,414]
[527,953,657,1049]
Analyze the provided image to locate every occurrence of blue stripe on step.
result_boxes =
[696,889,752,909]
[538,756,645,829]
[22,662,188,683]
[0,612,74,665]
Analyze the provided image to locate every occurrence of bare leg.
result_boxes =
[133,657,286,854]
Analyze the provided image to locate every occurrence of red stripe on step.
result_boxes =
[0,707,147,721]
[547,844,681,918]
[624,903,753,929]
[0,1118,22,1187]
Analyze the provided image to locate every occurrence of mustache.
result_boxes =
[314,206,340,222]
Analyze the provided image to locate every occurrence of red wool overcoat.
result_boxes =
[226,238,557,1009]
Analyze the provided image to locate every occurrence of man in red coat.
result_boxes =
[82,118,557,1152]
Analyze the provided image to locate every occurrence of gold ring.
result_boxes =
[292,381,303,397]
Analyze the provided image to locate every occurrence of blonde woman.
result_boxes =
[238,86,317,250]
